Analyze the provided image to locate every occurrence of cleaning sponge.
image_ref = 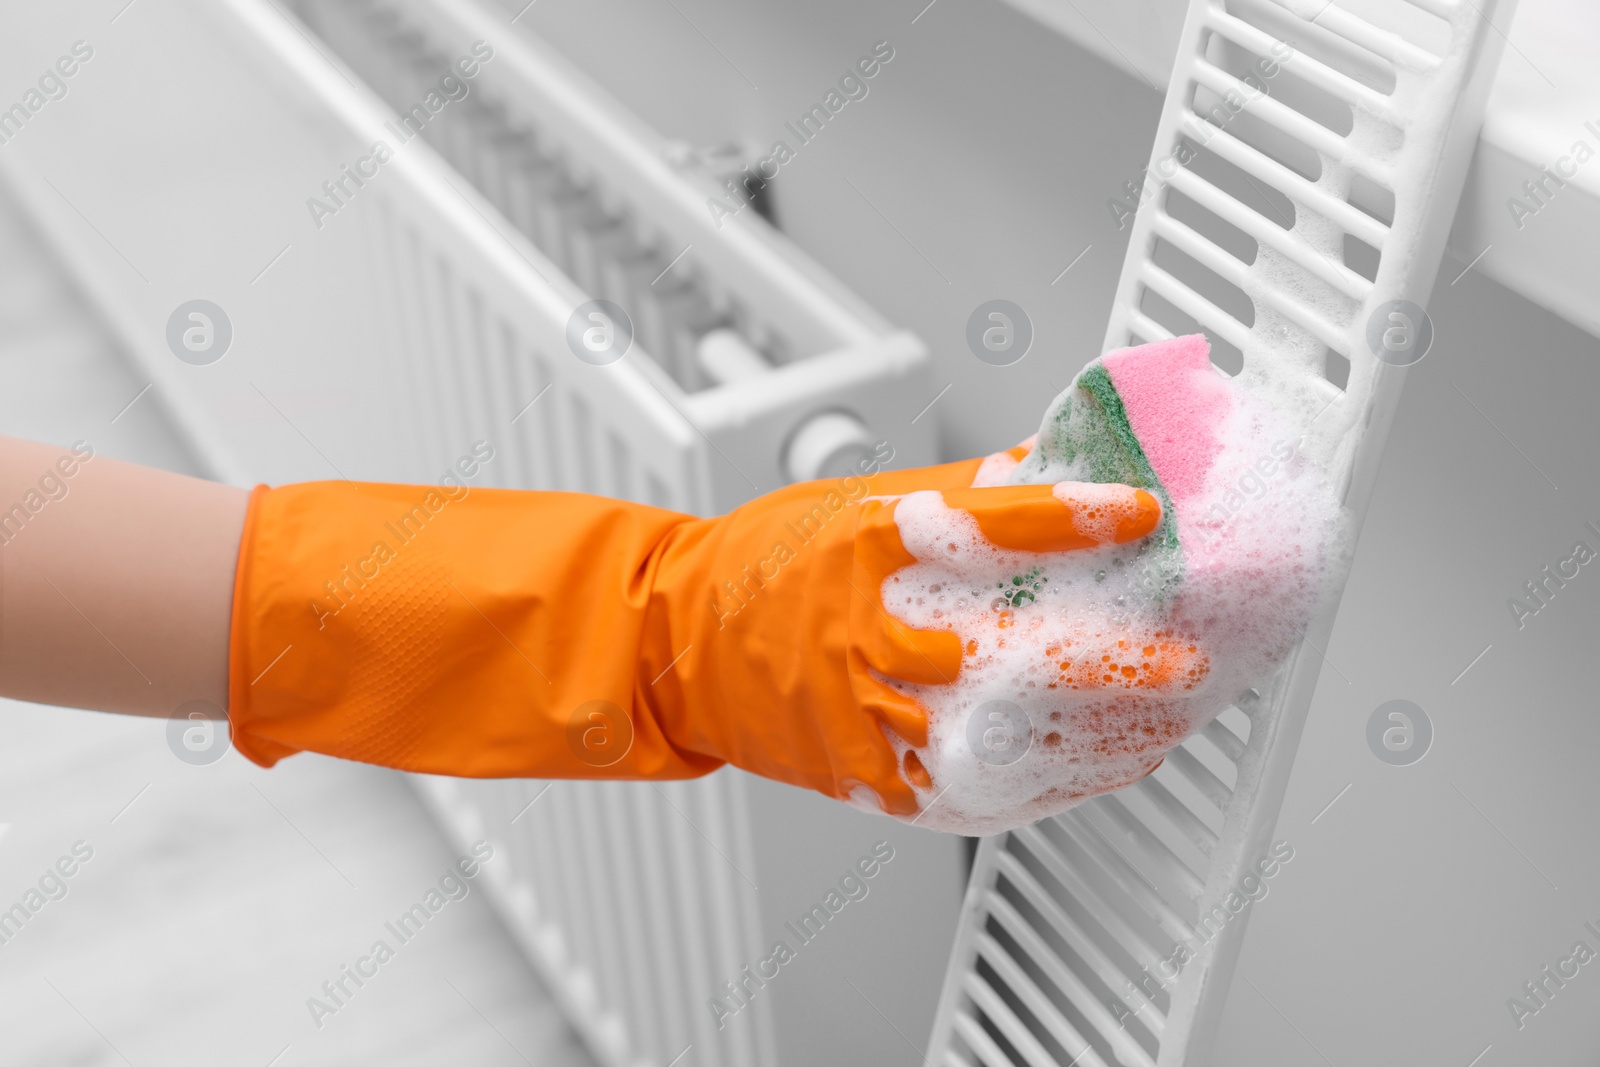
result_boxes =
[880,334,1343,835]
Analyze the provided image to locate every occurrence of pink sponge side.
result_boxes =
[1102,335,1231,510]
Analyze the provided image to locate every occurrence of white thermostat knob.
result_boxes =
[784,411,876,484]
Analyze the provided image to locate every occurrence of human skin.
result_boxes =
[0,435,248,718]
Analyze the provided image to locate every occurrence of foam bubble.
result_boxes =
[878,339,1346,835]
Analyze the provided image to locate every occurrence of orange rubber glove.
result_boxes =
[228,447,1163,819]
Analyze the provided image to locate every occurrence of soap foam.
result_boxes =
[874,336,1346,836]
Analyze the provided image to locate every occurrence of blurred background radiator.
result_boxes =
[0,0,944,1064]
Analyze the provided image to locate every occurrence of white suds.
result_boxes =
[873,353,1347,836]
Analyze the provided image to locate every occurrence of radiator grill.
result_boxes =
[927,0,1516,1062]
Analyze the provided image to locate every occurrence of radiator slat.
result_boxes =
[974,931,1119,1067]
[993,850,1168,1039]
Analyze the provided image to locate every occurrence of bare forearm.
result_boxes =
[0,435,249,718]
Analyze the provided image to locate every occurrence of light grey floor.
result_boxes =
[0,188,594,1067]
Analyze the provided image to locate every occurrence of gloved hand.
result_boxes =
[227,443,1167,822]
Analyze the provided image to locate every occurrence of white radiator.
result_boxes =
[0,1,936,1065]
[925,1,1515,1064]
